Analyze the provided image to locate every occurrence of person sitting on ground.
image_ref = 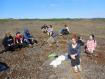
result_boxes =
[68,34,82,72]
[65,24,70,33]
[60,25,70,35]
[23,28,37,47]
[85,34,97,54]
[2,32,15,52]
[47,37,55,47]
[77,36,84,46]
[47,31,58,47]
[41,24,48,33]
[51,31,59,46]
[15,32,24,49]
[47,25,53,36]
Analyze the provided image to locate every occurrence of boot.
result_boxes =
[73,66,78,73]
[77,65,82,72]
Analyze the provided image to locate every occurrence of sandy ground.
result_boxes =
[0,20,105,79]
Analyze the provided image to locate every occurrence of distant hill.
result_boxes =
[0,18,105,21]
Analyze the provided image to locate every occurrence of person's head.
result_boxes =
[16,32,21,37]
[77,36,80,40]
[89,34,95,40]
[71,38,77,44]
[44,24,47,26]
[49,25,52,28]
[16,32,20,35]
[77,35,82,40]
[64,24,67,27]
[5,32,12,37]
[71,34,77,44]
[24,27,29,33]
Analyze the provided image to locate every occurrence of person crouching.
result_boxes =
[85,34,97,55]
[23,28,37,47]
[2,32,15,52]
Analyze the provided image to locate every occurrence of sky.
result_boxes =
[0,0,105,19]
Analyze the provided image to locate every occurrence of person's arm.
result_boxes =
[94,40,97,48]
[66,27,70,32]
[86,40,89,48]
[11,37,15,45]
[15,37,17,43]
[77,44,81,56]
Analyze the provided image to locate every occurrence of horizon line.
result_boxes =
[0,17,105,20]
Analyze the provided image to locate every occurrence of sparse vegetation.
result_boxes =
[0,19,105,79]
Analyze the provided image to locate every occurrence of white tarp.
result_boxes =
[50,55,65,67]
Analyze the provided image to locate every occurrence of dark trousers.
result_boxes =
[1,45,15,53]
[15,43,23,49]
[0,62,9,72]
[5,45,15,51]
[71,56,80,67]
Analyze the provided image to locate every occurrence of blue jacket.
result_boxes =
[23,29,33,39]
[2,36,14,46]
[68,43,81,57]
